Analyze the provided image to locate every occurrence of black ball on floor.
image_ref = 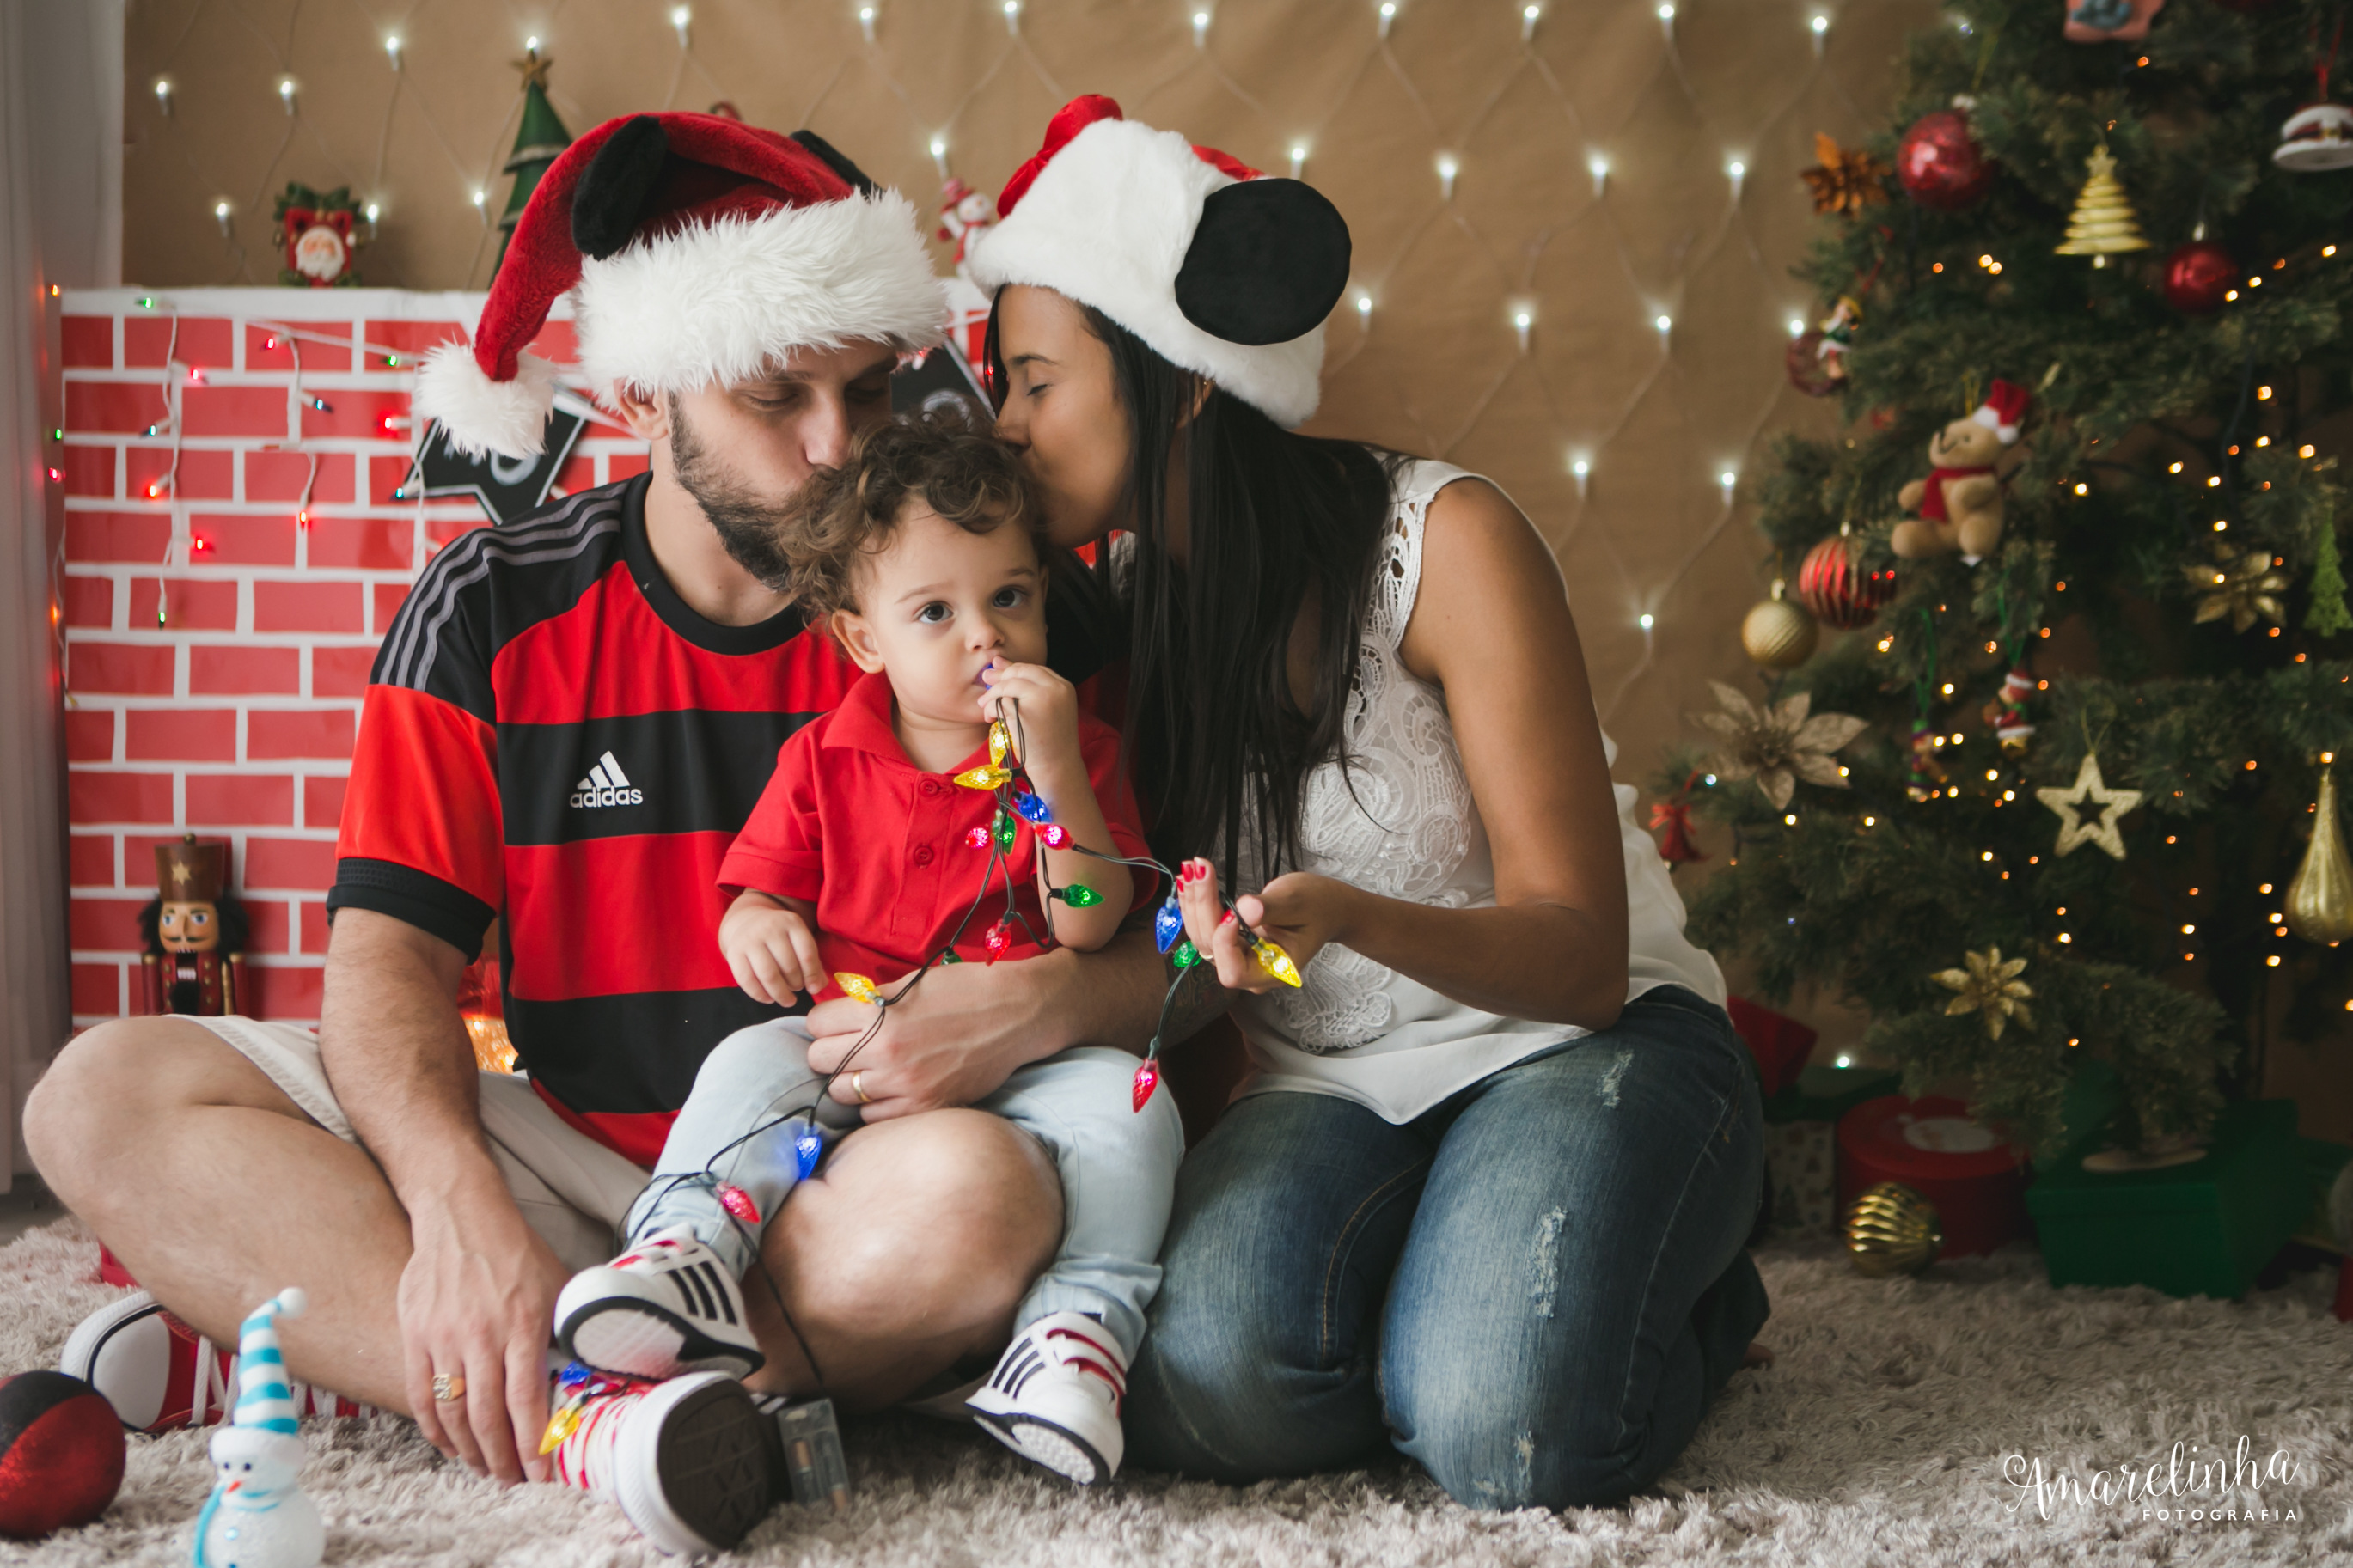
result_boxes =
[0,1371,125,1539]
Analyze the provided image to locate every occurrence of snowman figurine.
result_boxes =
[192,1290,324,1568]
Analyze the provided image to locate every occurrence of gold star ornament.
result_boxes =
[1933,947,2033,1040]
[2035,751,2143,860]
[2185,547,2289,634]
[1695,680,1869,812]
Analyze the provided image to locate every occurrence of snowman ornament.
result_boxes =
[192,1290,324,1568]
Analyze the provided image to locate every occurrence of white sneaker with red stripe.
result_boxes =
[547,1367,778,1555]
[555,1228,765,1382]
[58,1290,379,1431]
[965,1311,1127,1485]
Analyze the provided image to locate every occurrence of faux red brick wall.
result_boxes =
[58,288,632,1028]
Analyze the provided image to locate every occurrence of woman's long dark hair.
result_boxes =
[987,297,1402,886]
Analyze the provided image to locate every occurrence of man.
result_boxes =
[28,113,1166,1553]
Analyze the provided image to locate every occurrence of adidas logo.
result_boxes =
[570,750,645,809]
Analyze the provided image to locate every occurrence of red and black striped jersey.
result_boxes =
[329,473,861,1165]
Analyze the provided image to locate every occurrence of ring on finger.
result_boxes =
[431,1372,466,1402]
[850,1069,871,1106]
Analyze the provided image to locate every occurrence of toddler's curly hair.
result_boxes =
[777,407,1042,619]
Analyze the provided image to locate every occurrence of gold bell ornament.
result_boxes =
[2286,758,2353,944]
[1741,580,1819,670]
[2054,147,2150,269]
[1843,1181,1944,1278]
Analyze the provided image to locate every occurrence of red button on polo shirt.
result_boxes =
[718,669,1151,989]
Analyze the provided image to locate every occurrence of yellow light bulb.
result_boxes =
[1252,938,1304,988]
[834,973,880,1004]
[988,719,1010,767]
[955,764,1012,790]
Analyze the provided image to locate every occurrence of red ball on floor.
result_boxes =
[0,1371,125,1539]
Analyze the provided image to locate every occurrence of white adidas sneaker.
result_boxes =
[965,1311,1128,1485]
[555,1228,765,1382]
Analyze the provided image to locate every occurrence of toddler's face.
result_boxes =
[833,505,1048,727]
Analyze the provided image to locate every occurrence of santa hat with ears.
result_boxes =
[415,113,947,460]
[1968,378,2032,444]
[966,96,1352,430]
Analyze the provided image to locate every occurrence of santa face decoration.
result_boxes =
[158,900,221,954]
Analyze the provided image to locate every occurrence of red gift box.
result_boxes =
[1837,1094,2032,1258]
[1726,995,1815,1100]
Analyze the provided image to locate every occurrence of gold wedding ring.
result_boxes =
[850,1070,871,1106]
[431,1373,466,1402]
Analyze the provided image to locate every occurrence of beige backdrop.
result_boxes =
[120,0,1964,1064]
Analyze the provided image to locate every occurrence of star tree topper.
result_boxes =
[2035,751,2143,860]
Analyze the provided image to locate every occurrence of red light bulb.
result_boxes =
[1131,1059,1160,1113]
[983,918,1012,964]
[717,1184,760,1225]
[964,825,993,849]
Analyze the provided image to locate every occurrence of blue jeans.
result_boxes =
[1124,985,1769,1509]
[628,1020,1186,1360]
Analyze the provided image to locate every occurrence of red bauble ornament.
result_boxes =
[1897,109,1993,211]
[2162,240,2237,314]
[1795,533,1897,631]
[0,1373,125,1540]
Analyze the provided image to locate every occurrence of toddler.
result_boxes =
[550,412,1183,1486]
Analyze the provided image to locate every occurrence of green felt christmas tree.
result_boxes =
[494,47,572,276]
[1664,0,2353,1159]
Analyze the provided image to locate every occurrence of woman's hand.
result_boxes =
[1173,857,1354,995]
[718,890,823,1006]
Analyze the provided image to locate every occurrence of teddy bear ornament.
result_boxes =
[193,1290,324,1568]
[1890,380,2031,564]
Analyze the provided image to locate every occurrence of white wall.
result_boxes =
[2,0,123,1182]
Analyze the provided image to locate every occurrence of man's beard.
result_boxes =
[668,395,796,587]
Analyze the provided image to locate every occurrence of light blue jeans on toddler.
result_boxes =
[626,1017,1187,1360]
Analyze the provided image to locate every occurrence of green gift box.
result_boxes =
[2026,1099,2311,1300]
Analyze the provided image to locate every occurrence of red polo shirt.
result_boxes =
[718,669,1151,986]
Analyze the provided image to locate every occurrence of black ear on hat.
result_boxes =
[1174,180,1352,346]
[791,130,879,196]
[572,116,669,259]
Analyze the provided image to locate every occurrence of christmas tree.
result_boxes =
[1666,0,2353,1160]
[494,46,573,276]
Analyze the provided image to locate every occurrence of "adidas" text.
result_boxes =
[571,750,645,809]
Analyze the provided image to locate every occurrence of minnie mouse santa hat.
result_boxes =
[967,96,1351,429]
[415,113,946,459]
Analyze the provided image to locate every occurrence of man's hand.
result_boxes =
[802,943,1088,1117]
[719,890,825,1006]
[398,1194,567,1483]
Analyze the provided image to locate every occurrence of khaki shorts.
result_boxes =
[189,1016,649,1275]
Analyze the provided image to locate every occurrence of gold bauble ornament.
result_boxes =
[2286,762,2353,943]
[1843,1181,1944,1278]
[2054,147,2151,267]
[1741,581,1819,669]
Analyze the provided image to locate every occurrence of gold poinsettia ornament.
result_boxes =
[1933,946,2033,1040]
[1696,680,1869,811]
[1800,132,1892,217]
[2185,546,2290,633]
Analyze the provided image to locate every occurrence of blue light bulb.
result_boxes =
[1014,790,1054,824]
[1153,898,1184,954]
[793,1127,824,1179]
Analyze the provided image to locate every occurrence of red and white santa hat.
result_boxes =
[1968,378,2032,444]
[416,113,946,459]
[967,96,1351,430]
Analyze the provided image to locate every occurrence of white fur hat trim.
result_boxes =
[577,190,946,408]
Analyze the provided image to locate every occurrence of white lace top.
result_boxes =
[1226,459,1727,1124]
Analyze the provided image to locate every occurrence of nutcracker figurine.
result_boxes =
[138,835,250,1016]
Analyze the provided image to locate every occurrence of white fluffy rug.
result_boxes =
[1,1217,2347,1566]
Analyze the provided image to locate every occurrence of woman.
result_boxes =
[969,97,1769,1510]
